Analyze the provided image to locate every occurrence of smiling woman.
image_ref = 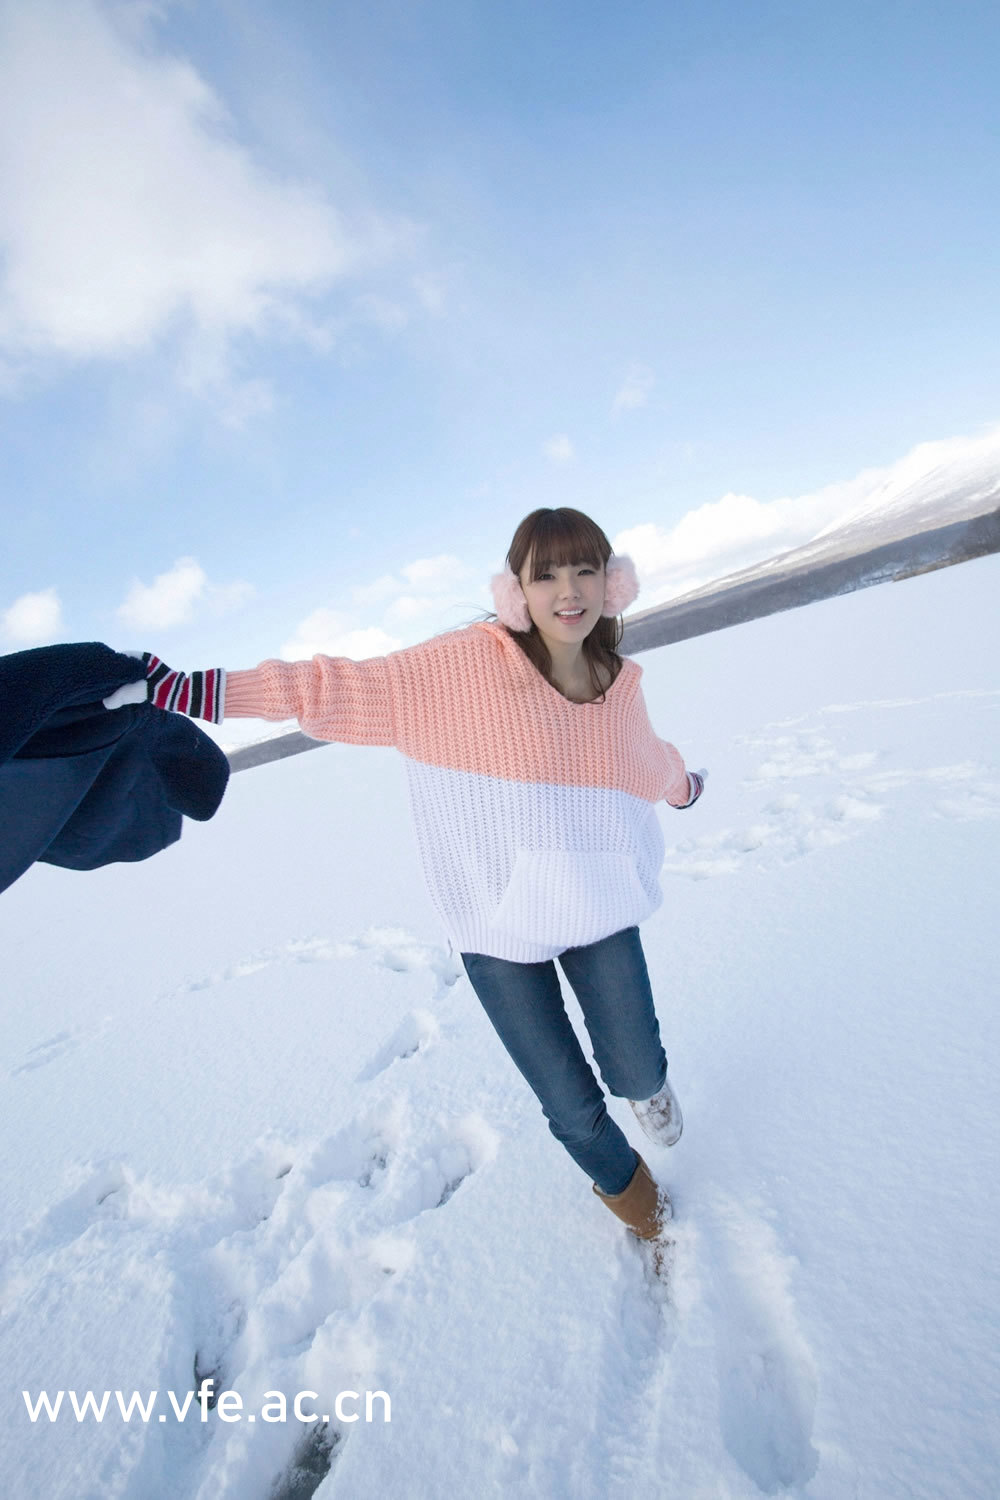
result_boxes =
[103,505,705,1262]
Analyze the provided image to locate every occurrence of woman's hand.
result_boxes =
[103,652,226,723]
[678,768,707,808]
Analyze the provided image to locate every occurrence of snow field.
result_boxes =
[1,553,997,1498]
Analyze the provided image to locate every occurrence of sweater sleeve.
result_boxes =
[630,674,692,807]
[223,654,396,747]
[658,736,695,808]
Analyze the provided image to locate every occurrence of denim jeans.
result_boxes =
[460,926,667,1196]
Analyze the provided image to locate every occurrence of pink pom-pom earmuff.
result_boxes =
[490,565,533,631]
[490,554,639,631]
[601,554,639,616]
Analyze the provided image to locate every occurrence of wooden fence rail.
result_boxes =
[227,499,1000,774]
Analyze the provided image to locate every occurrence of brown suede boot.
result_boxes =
[592,1153,671,1240]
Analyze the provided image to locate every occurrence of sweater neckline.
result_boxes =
[473,621,635,708]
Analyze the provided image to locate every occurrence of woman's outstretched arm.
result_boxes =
[103,650,397,747]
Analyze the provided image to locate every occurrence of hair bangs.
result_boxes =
[507,508,611,581]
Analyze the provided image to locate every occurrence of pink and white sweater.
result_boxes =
[225,621,694,963]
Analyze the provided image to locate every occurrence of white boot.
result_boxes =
[629,1076,683,1148]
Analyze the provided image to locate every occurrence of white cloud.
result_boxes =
[544,434,575,464]
[117,558,206,630]
[116,556,253,630]
[384,593,454,625]
[3,586,62,644]
[350,573,402,608]
[280,609,402,661]
[383,554,477,627]
[400,554,468,590]
[349,555,471,610]
[283,552,481,659]
[0,0,405,399]
[613,364,654,412]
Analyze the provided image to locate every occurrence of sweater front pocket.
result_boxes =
[488,848,653,951]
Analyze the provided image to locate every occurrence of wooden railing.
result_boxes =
[227,496,1000,774]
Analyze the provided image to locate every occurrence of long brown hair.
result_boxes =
[491,507,624,703]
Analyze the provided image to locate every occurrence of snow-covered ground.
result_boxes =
[1,553,997,1500]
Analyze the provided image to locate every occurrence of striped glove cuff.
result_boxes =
[677,769,706,808]
[143,653,226,723]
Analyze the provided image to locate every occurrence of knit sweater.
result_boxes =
[225,620,692,962]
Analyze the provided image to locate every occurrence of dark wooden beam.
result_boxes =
[620,504,1000,653]
[227,502,999,774]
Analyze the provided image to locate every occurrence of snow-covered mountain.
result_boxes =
[807,423,1000,543]
[621,426,1000,654]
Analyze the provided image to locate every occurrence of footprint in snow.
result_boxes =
[0,1135,300,1296]
[8,1015,112,1078]
[268,1421,343,1500]
[355,1008,440,1082]
[171,1101,496,1497]
[4,1000,494,1500]
[330,926,464,993]
[172,925,462,1000]
[662,785,887,881]
[662,710,999,881]
[304,1105,497,1227]
[0,1160,132,1278]
[931,777,1000,821]
[358,1145,388,1188]
[706,1194,820,1494]
[740,730,856,784]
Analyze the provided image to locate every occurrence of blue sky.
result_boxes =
[1,0,998,671]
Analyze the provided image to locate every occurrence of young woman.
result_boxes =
[110,508,705,1248]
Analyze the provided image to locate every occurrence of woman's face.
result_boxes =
[518,552,606,651]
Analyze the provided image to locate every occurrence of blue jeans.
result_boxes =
[460,926,667,1196]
